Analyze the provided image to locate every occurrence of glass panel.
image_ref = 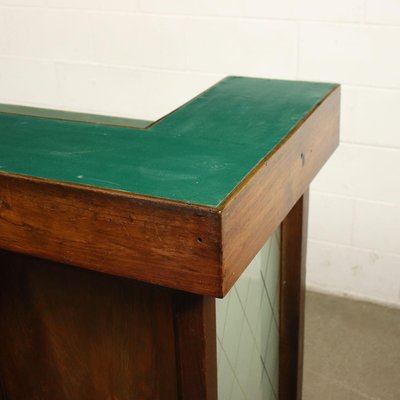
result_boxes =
[216,227,280,400]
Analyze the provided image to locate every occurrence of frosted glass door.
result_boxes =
[216,228,280,400]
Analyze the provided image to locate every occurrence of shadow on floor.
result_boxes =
[303,291,400,400]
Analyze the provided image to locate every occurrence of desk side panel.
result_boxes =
[0,250,178,400]
[0,176,222,296]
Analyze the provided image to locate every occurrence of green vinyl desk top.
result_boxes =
[0,75,340,296]
[0,76,335,207]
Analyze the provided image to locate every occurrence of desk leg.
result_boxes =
[172,293,218,400]
[279,189,309,400]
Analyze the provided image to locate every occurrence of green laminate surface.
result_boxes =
[0,77,334,206]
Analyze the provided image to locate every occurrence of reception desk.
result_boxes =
[0,77,340,400]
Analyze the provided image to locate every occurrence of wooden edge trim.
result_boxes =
[0,171,217,211]
[220,86,340,296]
[172,293,218,400]
[279,190,309,400]
[0,172,223,296]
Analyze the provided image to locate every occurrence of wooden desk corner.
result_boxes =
[0,76,340,400]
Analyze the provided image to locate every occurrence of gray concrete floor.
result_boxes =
[303,291,400,400]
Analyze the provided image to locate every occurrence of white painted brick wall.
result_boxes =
[140,0,243,17]
[0,1,399,305]
[244,0,365,22]
[341,86,400,148]
[298,22,400,88]
[366,0,400,25]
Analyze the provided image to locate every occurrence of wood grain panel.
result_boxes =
[0,249,178,400]
[220,87,340,295]
[0,174,222,296]
[0,379,7,400]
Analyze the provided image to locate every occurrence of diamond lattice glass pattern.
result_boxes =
[216,227,280,400]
